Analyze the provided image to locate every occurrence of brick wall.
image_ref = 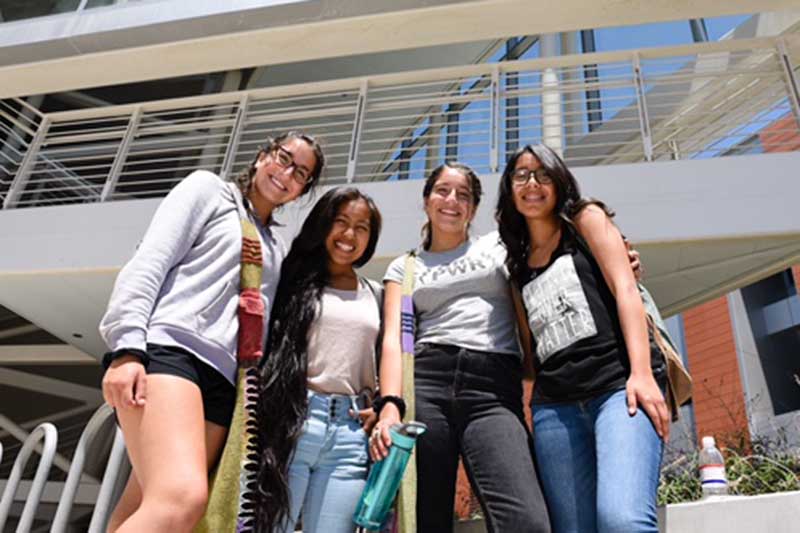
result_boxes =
[682,296,750,446]
[793,265,800,294]
[758,115,800,153]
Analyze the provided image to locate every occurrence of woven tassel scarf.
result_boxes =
[195,217,265,533]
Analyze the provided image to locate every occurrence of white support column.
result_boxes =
[101,106,142,202]
[346,79,369,183]
[540,33,563,156]
[561,31,582,148]
[632,53,654,162]
[220,94,250,179]
[3,116,50,209]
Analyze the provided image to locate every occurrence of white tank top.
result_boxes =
[306,285,380,395]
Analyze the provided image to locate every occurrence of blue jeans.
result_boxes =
[281,392,369,533]
[532,388,663,533]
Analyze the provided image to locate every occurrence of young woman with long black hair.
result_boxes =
[99,132,324,533]
[495,144,669,533]
[372,163,551,533]
[255,187,383,533]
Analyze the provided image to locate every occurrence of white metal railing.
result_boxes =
[1,35,799,209]
[0,423,57,533]
[51,404,128,533]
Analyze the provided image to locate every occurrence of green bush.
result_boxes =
[658,433,800,505]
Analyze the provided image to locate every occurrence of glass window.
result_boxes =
[0,0,81,23]
[741,270,800,416]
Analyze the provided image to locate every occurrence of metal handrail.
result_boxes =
[0,423,58,533]
[50,404,115,533]
[1,34,798,209]
[86,428,128,533]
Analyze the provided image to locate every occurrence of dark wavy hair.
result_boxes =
[420,162,483,250]
[254,187,382,532]
[495,143,613,286]
[228,131,326,198]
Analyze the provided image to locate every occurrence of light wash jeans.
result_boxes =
[532,388,663,533]
[280,391,369,533]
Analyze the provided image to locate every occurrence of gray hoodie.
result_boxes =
[99,170,286,385]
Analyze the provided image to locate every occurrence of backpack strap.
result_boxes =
[397,250,418,533]
[360,276,384,394]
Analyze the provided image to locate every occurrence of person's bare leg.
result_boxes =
[107,471,142,532]
[107,420,227,532]
[112,375,217,533]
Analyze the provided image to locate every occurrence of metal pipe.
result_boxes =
[632,53,654,161]
[50,405,115,533]
[87,428,128,533]
[0,414,73,476]
[346,79,369,182]
[0,423,58,533]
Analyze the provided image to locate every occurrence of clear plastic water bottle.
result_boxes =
[353,421,427,530]
[699,435,728,497]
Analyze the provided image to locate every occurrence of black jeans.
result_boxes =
[414,343,551,533]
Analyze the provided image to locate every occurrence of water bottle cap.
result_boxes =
[389,421,427,449]
[702,436,716,448]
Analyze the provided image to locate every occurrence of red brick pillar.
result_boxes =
[682,296,750,447]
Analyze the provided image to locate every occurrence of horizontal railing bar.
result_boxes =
[38,35,795,123]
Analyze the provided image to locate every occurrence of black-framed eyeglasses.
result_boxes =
[272,146,313,185]
[511,167,552,186]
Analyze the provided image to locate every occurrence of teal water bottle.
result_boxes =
[353,421,427,530]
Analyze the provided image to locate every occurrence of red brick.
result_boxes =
[683,295,750,444]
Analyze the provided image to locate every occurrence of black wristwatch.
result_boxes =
[101,348,149,370]
[373,394,407,420]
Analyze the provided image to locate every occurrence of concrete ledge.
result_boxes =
[658,491,800,533]
[453,491,800,533]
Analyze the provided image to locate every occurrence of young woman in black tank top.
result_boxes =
[496,144,669,533]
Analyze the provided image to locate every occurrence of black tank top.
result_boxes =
[520,229,665,404]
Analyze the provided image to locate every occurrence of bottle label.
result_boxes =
[700,464,726,485]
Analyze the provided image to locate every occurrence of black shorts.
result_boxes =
[146,344,236,427]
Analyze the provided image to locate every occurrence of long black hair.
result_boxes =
[495,143,613,286]
[420,162,483,250]
[229,131,326,197]
[254,187,382,532]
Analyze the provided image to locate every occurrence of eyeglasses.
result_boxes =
[272,146,313,185]
[511,167,552,186]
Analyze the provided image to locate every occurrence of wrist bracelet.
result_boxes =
[373,395,406,420]
[102,348,149,370]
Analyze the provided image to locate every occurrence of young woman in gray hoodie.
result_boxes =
[98,132,325,533]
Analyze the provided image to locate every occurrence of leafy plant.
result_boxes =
[658,431,800,505]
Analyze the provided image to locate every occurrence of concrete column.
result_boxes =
[561,31,582,149]
[540,33,563,156]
